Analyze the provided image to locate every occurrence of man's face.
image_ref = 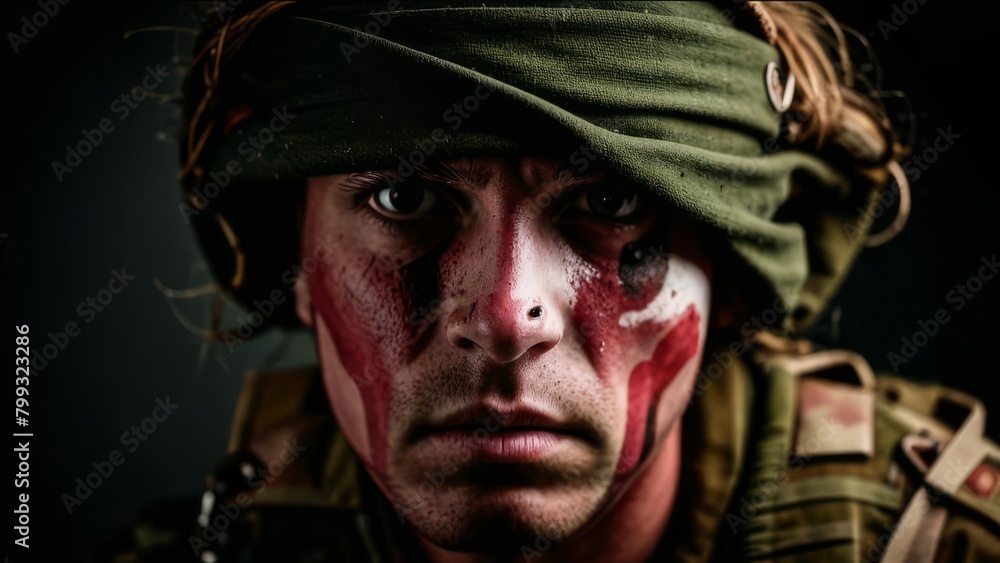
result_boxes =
[296,156,711,549]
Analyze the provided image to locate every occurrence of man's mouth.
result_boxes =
[412,403,598,463]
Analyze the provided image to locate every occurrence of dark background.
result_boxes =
[4,2,998,561]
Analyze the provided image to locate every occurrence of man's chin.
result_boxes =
[393,483,606,553]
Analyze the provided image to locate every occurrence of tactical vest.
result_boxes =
[666,343,1000,563]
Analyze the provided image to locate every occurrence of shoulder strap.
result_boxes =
[880,383,1000,563]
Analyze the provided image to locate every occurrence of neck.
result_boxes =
[419,421,683,563]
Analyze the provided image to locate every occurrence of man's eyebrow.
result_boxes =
[413,159,488,190]
[415,159,606,193]
[339,170,393,191]
[535,166,604,192]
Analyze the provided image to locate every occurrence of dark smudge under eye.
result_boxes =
[618,227,671,302]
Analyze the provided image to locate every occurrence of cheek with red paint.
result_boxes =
[308,259,397,474]
[572,232,708,477]
[302,187,450,475]
[618,305,701,474]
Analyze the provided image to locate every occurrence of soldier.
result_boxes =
[112,2,1000,561]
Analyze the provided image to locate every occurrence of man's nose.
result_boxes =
[445,219,564,364]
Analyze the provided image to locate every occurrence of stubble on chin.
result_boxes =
[392,475,617,552]
[384,435,621,551]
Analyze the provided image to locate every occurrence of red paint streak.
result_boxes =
[572,253,701,477]
[474,228,524,348]
[455,205,538,356]
[571,254,666,384]
[487,201,526,330]
[617,305,699,474]
[311,261,410,474]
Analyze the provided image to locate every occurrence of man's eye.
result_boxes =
[368,185,444,217]
[573,184,641,219]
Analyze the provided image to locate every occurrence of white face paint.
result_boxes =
[618,256,710,330]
